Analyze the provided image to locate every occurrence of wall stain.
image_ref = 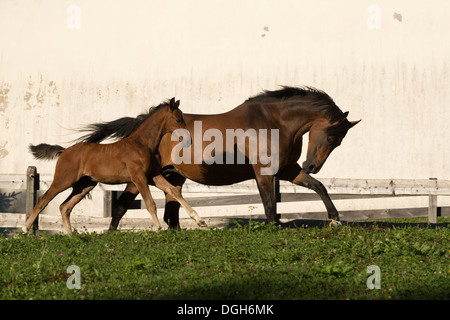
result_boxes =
[0,84,10,112]
[0,142,9,159]
[393,13,402,22]
[23,75,60,110]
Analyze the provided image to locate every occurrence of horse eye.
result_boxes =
[176,119,182,123]
[327,136,333,144]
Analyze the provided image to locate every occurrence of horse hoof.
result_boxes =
[197,220,207,227]
[329,220,342,227]
[22,226,29,234]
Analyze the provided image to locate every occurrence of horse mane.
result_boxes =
[77,87,345,144]
[75,99,171,143]
[247,86,344,123]
[248,86,330,101]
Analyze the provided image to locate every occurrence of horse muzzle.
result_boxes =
[302,161,320,174]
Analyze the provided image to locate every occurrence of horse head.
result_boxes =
[165,97,191,148]
[303,111,360,174]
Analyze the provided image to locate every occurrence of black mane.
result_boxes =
[75,99,171,143]
[248,86,343,123]
[248,86,331,101]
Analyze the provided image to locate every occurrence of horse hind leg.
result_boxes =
[23,180,72,234]
[59,177,97,234]
[109,183,139,231]
[254,173,279,224]
[153,175,207,227]
[162,173,186,229]
[22,190,53,233]
[23,148,84,234]
[164,196,181,229]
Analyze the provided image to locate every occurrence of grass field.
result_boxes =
[0,218,449,300]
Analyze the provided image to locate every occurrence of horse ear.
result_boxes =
[175,100,180,109]
[169,97,176,110]
[342,111,349,120]
[348,119,361,129]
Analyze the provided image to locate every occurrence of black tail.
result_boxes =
[29,143,65,160]
[75,117,144,143]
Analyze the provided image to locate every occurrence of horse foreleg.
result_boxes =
[130,173,160,229]
[109,183,139,231]
[152,175,206,227]
[254,173,279,224]
[278,164,340,224]
[294,172,340,223]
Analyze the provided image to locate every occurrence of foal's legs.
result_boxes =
[108,173,202,231]
[129,171,160,229]
[23,180,73,234]
[59,177,97,234]
[152,174,206,227]
[277,163,340,224]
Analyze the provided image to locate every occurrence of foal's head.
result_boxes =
[163,97,191,147]
[303,112,360,174]
[161,97,183,132]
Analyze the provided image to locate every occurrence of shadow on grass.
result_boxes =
[223,217,450,230]
[114,273,450,300]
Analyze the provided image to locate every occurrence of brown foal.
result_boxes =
[24,98,206,234]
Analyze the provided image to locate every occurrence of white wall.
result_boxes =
[1,0,449,180]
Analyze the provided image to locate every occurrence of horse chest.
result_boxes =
[283,135,303,165]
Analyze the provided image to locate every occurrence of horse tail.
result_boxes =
[75,116,146,143]
[29,143,65,160]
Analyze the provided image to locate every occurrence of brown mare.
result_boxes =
[77,86,361,229]
[23,98,206,234]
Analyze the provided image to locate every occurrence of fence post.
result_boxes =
[25,166,39,233]
[428,178,437,224]
[103,191,117,218]
[274,177,281,219]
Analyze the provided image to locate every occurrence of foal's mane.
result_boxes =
[247,86,344,123]
[75,99,171,143]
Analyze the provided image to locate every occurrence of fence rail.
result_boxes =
[1,167,450,232]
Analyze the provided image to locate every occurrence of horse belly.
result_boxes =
[81,152,130,184]
[170,162,255,185]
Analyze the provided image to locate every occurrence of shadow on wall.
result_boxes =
[0,191,23,212]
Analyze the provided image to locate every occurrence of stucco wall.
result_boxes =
[1,0,449,180]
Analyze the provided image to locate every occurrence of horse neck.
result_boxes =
[279,101,328,136]
[128,108,167,152]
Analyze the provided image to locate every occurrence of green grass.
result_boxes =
[0,219,449,300]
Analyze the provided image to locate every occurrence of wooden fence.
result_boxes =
[1,166,450,232]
